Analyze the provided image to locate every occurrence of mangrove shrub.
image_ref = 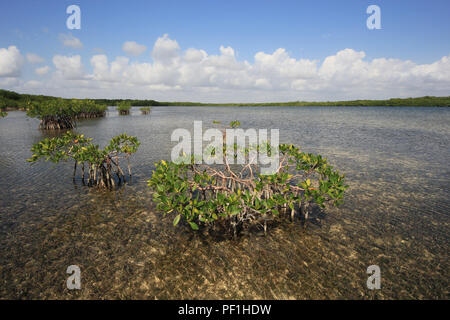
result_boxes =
[26,99,106,129]
[148,122,348,237]
[28,132,140,189]
[117,101,132,115]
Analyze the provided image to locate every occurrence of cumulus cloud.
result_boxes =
[53,55,85,79]
[253,48,318,84]
[122,41,147,56]
[91,55,129,82]
[3,35,450,102]
[59,33,83,49]
[35,65,50,76]
[95,38,450,100]
[0,46,24,77]
[152,34,180,65]
[26,53,45,64]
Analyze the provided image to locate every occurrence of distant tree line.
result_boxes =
[95,98,164,106]
[1,89,449,111]
[210,96,450,107]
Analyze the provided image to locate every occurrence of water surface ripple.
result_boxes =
[0,106,448,299]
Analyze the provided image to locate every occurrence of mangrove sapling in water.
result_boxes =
[148,121,348,237]
[118,101,132,115]
[26,99,106,130]
[72,99,107,119]
[140,107,151,114]
[28,132,140,189]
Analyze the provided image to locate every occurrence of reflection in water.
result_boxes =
[0,107,449,299]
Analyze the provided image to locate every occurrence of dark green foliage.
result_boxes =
[198,96,450,107]
[26,99,106,129]
[1,89,449,108]
[96,99,163,107]
[0,89,21,101]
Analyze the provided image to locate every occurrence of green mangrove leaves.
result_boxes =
[28,132,140,188]
[148,123,348,236]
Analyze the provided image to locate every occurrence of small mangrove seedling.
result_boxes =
[26,99,106,129]
[28,132,140,189]
[148,121,348,237]
[140,107,151,114]
[117,101,132,115]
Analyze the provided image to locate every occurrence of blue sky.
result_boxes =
[0,0,449,102]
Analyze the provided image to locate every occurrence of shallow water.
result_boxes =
[0,106,449,299]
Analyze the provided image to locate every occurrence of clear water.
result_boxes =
[0,106,449,299]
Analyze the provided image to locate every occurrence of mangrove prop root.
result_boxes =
[40,116,75,130]
[149,122,347,237]
[28,132,139,190]
[75,159,129,189]
[150,151,344,237]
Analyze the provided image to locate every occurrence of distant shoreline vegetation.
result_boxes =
[1,89,449,112]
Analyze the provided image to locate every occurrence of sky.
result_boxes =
[0,0,449,102]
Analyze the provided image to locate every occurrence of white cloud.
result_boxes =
[122,41,147,56]
[3,35,450,102]
[184,48,207,63]
[0,46,24,77]
[91,55,129,82]
[35,65,50,75]
[26,53,45,64]
[23,80,43,89]
[0,77,21,87]
[59,33,83,49]
[253,48,318,86]
[152,34,180,65]
[53,55,85,79]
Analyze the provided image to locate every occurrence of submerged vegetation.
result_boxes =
[148,122,348,237]
[26,99,106,129]
[140,107,151,114]
[28,132,140,189]
[4,103,447,299]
